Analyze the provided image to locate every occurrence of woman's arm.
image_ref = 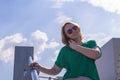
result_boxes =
[69,40,101,60]
[29,62,62,75]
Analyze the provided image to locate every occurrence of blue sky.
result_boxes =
[0,0,120,80]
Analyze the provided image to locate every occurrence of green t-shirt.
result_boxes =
[55,40,101,80]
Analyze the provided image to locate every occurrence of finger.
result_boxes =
[70,40,75,43]
[29,62,37,67]
[34,63,38,67]
[29,64,33,67]
[68,41,71,44]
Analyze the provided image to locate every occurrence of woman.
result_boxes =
[29,22,101,80]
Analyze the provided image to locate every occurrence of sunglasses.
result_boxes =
[67,26,78,34]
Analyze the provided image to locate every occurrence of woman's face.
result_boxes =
[64,23,80,40]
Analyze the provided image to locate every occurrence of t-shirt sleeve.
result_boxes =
[87,40,97,48]
[55,48,65,68]
[87,40,102,57]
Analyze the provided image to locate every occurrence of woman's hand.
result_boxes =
[29,62,40,69]
[68,40,79,50]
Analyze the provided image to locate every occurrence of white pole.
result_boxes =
[28,56,39,80]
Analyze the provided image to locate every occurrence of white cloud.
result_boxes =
[0,33,27,63]
[51,49,59,62]
[0,30,60,63]
[0,40,5,51]
[31,30,48,54]
[31,30,60,55]
[52,0,74,8]
[52,0,120,14]
[55,12,72,24]
[81,0,120,14]
[107,19,120,37]
[0,48,14,63]
[31,30,48,42]
[3,33,27,44]
[46,41,60,49]
[52,0,64,8]
[83,32,112,47]
[111,25,120,37]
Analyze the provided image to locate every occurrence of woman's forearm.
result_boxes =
[68,40,101,60]
[75,45,100,59]
[29,62,62,75]
[38,65,61,75]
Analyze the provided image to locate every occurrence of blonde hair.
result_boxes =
[61,21,82,45]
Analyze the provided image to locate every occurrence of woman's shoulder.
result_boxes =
[83,40,97,48]
[86,40,96,44]
[59,45,71,52]
[61,45,70,50]
[58,45,70,55]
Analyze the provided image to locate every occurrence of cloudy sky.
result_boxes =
[0,0,120,80]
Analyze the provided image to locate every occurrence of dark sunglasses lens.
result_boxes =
[73,26,77,30]
[67,29,72,34]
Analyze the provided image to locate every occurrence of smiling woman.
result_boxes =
[29,21,102,80]
[1,0,120,80]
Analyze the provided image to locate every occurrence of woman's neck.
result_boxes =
[74,38,83,45]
